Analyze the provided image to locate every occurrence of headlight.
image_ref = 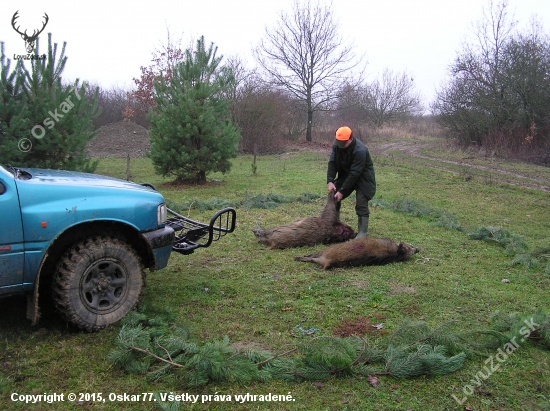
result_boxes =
[157,203,167,225]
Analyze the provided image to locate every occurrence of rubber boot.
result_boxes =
[356,215,369,238]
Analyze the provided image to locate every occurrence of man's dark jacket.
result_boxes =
[327,137,376,199]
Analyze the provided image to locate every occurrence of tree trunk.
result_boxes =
[306,109,313,142]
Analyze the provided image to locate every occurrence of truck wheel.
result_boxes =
[52,236,145,332]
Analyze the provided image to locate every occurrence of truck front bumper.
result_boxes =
[142,226,175,270]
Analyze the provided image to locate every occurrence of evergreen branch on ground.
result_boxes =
[371,196,549,274]
[511,247,550,274]
[108,311,548,387]
[371,197,462,231]
[467,226,529,255]
[490,308,550,348]
[166,192,322,213]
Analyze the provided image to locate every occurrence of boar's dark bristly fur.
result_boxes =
[294,237,419,269]
[252,189,356,249]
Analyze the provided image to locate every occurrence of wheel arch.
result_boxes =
[28,220,155,325]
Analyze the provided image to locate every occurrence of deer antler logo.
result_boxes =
[11,11,49,54]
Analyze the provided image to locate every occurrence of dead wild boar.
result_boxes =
[294,236,419,269]
[252,189,355,249]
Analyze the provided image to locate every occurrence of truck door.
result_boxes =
[0,174,25,291]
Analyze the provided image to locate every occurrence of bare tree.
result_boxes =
[254,0,362,142]
[333,70,423,131]
[432,0,550,156]
[332,83,369,131]
[365,69,424,127]
[87,84,130,129]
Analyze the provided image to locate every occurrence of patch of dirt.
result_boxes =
[333,316,386,337]
[389,284,417,296]
[349,280,369,289]
[86,121,150,158]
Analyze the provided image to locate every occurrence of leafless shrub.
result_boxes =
[234,86,288,154]
[310,115,444,145]
[432,0,550,163]
[86,84,129,129]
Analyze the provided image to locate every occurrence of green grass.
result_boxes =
[383,149,549,190]
[1,147,550,410]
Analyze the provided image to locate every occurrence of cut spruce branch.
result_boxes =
[372,196,549,273]
[108,312,546,387]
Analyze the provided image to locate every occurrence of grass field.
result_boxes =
[1,141,549,410]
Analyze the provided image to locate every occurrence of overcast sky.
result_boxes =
[2,0,549,107]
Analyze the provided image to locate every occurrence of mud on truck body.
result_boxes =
[0,164,235,331]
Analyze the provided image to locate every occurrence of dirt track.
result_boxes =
[86,122,550,193]
[372,140,550,193]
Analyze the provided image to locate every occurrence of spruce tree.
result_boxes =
[148,36,240,183]
[0,35,99,171]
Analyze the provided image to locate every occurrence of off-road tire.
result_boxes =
[52,236,145,332]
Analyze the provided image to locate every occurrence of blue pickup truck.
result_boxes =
[0,164,235,331]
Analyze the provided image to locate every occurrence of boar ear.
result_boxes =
[397,242,406,256]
